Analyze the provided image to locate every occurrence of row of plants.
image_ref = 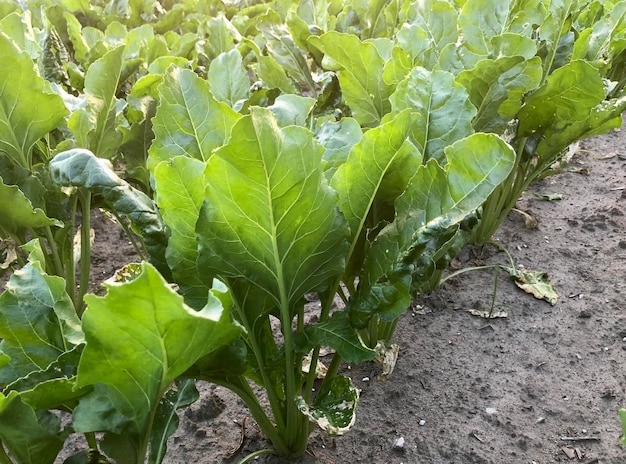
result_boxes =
[1,0,626,462]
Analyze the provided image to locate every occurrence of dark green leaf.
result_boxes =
[299,312,376,364]
[0,391,65,464]
[50,149,170,276]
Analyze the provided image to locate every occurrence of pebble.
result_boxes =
[418,419,426,426]
[393,437,405,449]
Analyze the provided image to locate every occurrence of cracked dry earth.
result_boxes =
[47,119,626,464]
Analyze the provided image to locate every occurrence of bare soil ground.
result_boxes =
[45,120,626,464]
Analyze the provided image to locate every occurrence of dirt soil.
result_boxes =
[47,121,626,464]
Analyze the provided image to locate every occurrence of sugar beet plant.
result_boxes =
[2,0,626,463]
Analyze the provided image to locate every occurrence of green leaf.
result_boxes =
[295,375,359,436]
[331,110,420,243]
[153,156,208,308]
[537,0,577,77]
[459,0,546,55]
[573,2,626,64]
[299,312,376,364]
[317,117,363,178]
[204,13,241,59]
[536,94,626,157]
[309,31,393,127]
[197,107,349,309]
[390,66,477,163]
[0,33,67,169]
[457,56,543,133]
[148,67,240,169]
[258,13,316,95]
[149,379,199,464]
[267,94,316,127]
[0,11,40,59]
[50,149,170,276]
[207,49,250,107]
[491,33,538,60]
[8,346,85,411]
[0,178,63,234]
[620,408,626,445]
[0,391,65,464]
[255,52,297,93]
[76,262,241,437]
[68,46,125,159]
[413,134,516,224]
[400,0,458,66]
[0,255,81,384]
[364,134,516,294]
[518,60,605,138]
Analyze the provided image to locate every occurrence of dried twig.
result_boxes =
[559,436,601,442]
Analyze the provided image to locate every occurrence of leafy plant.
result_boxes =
[3,0,626,462]
[0,246,240,464]
[140,57,516,456]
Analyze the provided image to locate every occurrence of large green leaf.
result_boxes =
[267,94,316,127]
[0,248,81,384]
[0,11,39,59]
[196,107,349,309]
[400,0,458,66]
[390,66,476,163]
[459,0,546,55]
[537,0,577,77]
[309,31,393,127]
[50,149,169,276]
[362,134,516,300]
[0,178,62,235]
[204,13,241,59]
[148,67,240,169]
[517,60,605,138]
[258,12,316,94]
[457,56,543,133]
[7,346,85,411]
[0,33,67,169]
[535,93,626,157]
[0,391,65,464]
[572,1,626,65]
[331,110,420,255]
[207,49,250,107]
[153,156,208,308]
[76,262,241,437]
[68,46,125,159]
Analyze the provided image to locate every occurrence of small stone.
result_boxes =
[485,407,497,415]
[362,376,370,382]
[419,419,426,426]
[393,437,405,449]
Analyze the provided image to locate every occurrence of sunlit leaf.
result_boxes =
[0,33,67,169]
[197,107,349,309]
[148,67,240,169]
